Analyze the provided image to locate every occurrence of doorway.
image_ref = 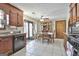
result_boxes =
[24,21,33,40]
[55,20,66,39]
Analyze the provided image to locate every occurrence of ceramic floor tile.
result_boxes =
[26,39,66,56]
[11,39,66,56]
[11,48,26,56]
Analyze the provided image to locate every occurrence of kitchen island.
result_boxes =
[0,33,26,56]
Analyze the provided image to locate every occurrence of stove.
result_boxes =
[68,36,79,56]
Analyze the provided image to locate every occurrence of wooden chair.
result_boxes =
[33,33,38,40]
[51,33,54,43]
[42,32,54,43]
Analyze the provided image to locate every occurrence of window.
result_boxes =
[0,9,5,28]
[0,9,4,19]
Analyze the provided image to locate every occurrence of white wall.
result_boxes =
[23,15,38,35]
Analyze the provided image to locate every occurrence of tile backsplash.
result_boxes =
[0,25,24,34]
[72,26,79,34]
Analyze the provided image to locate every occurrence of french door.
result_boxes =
[24,21,33,39]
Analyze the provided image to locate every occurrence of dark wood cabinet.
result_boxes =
[10,10,17,26]
[72,5,76,24]
[17,13,23,26]
[10,4,23,27]
[0,3,23,27]
[9,4,23,26]
[0,33,26,55]
[0,36,13,55]
[69,9,73,25]
[77,3,79,21]
[0,3,10,14]
[69,3,77,26]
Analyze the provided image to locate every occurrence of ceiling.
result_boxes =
[11,3,69,20]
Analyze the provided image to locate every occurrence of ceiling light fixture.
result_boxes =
[40,19,44,21]
[40,15,44,21]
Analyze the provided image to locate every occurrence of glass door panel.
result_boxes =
[24,22,28,38]
[29,23,33,38]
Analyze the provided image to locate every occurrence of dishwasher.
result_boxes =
[13,34,25,52]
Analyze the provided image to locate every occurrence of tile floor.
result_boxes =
[11,39,66,56]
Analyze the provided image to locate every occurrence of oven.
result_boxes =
[67,36,79,56]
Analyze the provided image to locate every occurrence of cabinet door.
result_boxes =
[9,11,17,26]
[77,3,79,21]
[0,3,10,14]
[17,13,23,26]
[73,6,76,24]
[3,37,12,53]
[70,3,75,9]
[0,39,4,53]
[69,9,73,25]
[0,37,13,54]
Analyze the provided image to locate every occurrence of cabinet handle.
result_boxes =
[0,40,1,42]
[15,38,18,40]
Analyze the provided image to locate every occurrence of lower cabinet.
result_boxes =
[0,36,13,55]
[0,33,26,56]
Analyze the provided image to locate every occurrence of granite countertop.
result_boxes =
[63,32,79,36]
[0,33,25,37]
[68,34,79,36]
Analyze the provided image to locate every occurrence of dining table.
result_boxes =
[38,32,54,43]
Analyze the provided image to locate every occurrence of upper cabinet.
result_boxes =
[0,4,10,14]
[17,12,23,26]
[10,6,23,26]
[77,3,79,21]
[69,3,77,26]
[10,9,17,26]
[73,4,76,23]
[0,3,23,27]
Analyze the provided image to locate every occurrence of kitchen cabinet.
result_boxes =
[0,33,26,56]
[70,3,75,9]
[0,3,23,27]
[0,3,10,14]
[68,3,79,26]
[0,36,13,55]
[69,3,77,26]
[9,10,17,26]
[77,3,79,21]
[9,4,23,26]
[69,9,73,26]
[17,11,23,26]
[73,5,76,24]
[10,4,23,27]
[69,5,73,26]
